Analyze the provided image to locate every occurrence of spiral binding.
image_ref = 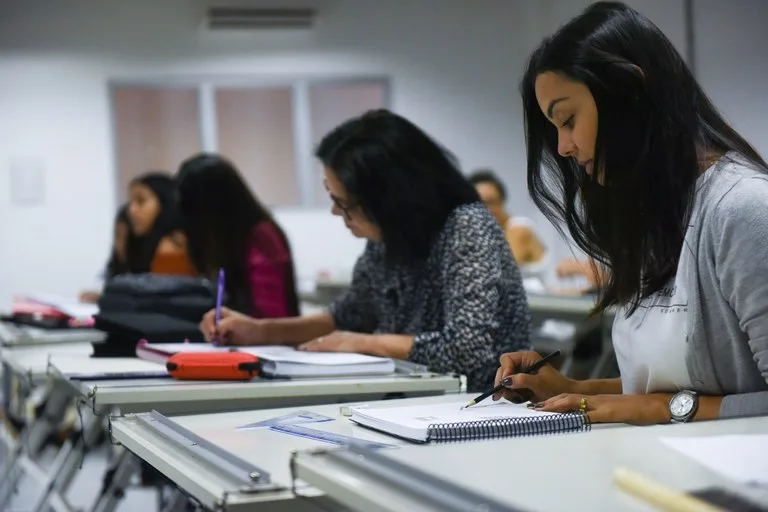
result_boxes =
[427,412,590,443]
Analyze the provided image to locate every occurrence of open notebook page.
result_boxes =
[351,400,559,442]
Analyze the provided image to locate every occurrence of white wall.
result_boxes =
[694,0,768,159]
[0,0,765,308]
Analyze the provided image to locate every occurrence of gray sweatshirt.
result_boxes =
[685,153,768,417]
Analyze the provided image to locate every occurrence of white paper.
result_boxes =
[241,346,391,366]
[660,434,768,485]
[144,343,391,366]
[24,293,99,320]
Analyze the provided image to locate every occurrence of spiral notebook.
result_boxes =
[350,400,590,443]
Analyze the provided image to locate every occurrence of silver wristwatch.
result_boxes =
[669,390,699,423]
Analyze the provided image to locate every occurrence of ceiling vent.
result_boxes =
[205,7,316,30]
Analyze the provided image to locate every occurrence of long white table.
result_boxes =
[293,415,768,512]
[8,350,459,512]
[109,394,482,512]
[0,336,103,512]
[70,370,459,416]
[0,321,105,348]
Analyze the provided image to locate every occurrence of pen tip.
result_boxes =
[464,401,475,408]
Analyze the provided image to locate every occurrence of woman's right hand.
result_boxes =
[199,307,269,346]
[492,351,577,403]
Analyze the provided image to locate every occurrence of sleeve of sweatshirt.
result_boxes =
[713,175,768,418]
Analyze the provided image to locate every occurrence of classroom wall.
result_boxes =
[0,0,765,308]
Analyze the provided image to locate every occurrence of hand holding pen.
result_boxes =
[213,268,225,346]
[465,350,563,408]
[489,349,577,405]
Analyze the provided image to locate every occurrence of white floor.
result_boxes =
[7,443,158,512]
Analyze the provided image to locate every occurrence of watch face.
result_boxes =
[671,393,695,418]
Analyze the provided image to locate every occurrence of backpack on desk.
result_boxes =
[93,274,220,357]
[98,274,218,322]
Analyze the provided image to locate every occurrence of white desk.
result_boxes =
[0,342,95,385]
[293,415,768,512]
[0,342,100,510]
[527,293,617,379]
[527,293,597,317]
[0,321,105,348]
[71,371,460,416]
[39,356,459,512]
[110,394,478,512]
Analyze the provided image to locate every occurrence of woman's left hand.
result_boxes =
[298,331,370,353]
[537,393,672,425]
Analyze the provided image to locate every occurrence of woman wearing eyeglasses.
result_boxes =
[199,109,532,391]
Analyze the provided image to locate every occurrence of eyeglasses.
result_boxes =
[330,195,359,219]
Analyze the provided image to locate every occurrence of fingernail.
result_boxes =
[501,377,512,387]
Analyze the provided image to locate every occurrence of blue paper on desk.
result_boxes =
[269,423,395,450]
[237,410,334,430]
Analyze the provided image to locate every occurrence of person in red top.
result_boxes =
[175,153,299,318]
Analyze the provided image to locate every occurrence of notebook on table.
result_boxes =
[350,400,591,443]
[137,342,396,378]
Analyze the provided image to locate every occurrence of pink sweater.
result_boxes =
[246,222,294,318]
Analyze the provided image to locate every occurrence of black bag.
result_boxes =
[92,312,205,357]
[93,274,219,357]
[98,274,218,322]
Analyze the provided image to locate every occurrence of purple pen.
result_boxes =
[214,268,225,346]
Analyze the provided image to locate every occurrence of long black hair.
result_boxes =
[176,153,299,317]
[105,204,130,278]
[125,172,180,273]
[521,1,767,314]
[316,109,479,265]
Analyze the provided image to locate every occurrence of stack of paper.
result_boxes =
[15,293,98,325]
[137,342,396,378]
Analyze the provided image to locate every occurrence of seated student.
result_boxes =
[79,204,131,303]
[468,170,547,271]
[199,109,532,391]
[126,172,196,277]
[494,1,768,422]
[175,153,299,318]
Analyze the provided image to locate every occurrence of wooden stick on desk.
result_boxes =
[613,467,724,512]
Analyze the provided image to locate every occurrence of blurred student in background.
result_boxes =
[126,172,195,277]
[79,204,130,303]
[176,153,299,318]
[199,110,532,391]
[468,169,547,271]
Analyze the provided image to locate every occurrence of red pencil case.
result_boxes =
[166,351,260,381]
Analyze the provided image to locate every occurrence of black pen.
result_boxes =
[464,349,562,409]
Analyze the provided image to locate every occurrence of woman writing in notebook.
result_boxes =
[494,2,768,423]
[200,109,532,391]
[175,153,299,318]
